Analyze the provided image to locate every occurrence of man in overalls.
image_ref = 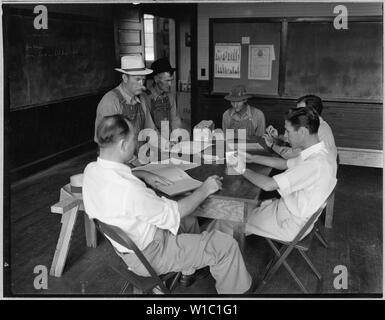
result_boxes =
[222,85,266,139]
[94,54,157,163]
[146,58,182,137]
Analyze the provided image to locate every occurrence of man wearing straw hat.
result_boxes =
[94,54,157,160]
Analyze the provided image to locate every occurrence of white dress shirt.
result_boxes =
[272,141,337,228]
[82,158,180,253]
[318,117,337,160]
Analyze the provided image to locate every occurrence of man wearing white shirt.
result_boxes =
[83,114,252,294]
[265,95,337,160]
[209,107,337,242]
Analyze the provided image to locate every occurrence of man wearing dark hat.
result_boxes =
[222,85,266,139]
[145,58,182,134]
[94,54,157,162]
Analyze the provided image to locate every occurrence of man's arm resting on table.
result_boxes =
[249,154,288,171]
[243,169,279,192]
[177,186,210,218]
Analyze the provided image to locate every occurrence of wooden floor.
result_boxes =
[7,151,383,296]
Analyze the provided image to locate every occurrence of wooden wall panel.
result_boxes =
[194,81,382,151]
[9,93,109,181]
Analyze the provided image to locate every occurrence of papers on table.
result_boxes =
[133,164,202,196]
[133,159,201,172]
[170,141,213,155]
[226,142,264,151]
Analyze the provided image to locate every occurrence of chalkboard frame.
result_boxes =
[4,7,118,111]
[208,16,382,103]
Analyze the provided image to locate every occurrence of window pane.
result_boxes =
[144,19,153,33]
[144,33,154,45]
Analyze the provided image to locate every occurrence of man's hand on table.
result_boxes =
[200,175,223,196]
[245,152,257,164]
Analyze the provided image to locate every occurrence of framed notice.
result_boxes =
[248,45,275,80]
[214,43,241,78]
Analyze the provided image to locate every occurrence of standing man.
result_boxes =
[94,54,157,158]
[222,85,266,139]
[83,114,253,294]
[146,58,183,134]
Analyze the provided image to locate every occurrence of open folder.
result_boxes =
[133,165,202,196]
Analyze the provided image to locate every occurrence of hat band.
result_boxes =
[121,67,147,71]
[70,185,82,194]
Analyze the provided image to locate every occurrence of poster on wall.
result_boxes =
[214,43,241,78]
[248,45,275,80]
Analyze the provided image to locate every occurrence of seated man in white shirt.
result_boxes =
[82,114,252,294]
[208,106,337,242]
[265,95,337,160]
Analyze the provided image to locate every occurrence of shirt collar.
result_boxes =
[118,83,141,105]
[150,85,165,100]
[300,141,327,160]
[230,104,252,118]
[97,157,132,174]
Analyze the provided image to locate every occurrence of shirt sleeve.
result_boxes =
[129,185,180,235]
[253,109,266,137]
[94,92,121,142]
[318,121,337,156]
[273,145,301,160]
[273,160,320,197]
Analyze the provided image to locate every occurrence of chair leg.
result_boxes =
[169,272,181,291]
[298,250,322,280]
[315,230,328,248]
[257,239,308,294]
[120,281,131,294]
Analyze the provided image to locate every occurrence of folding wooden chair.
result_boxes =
[255,188,335,294]
[93,219,181,294]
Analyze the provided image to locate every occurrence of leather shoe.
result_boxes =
[179,267,210,287]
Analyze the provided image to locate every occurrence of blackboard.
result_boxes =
[285,21,383,101]
[7,11,117,110]
[211,21,281,95]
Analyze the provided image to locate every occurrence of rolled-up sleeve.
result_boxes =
[130,186,180,235]
[273,161,320,197]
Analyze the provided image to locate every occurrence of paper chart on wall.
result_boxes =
[214,43,241,79]
[248,45,275,80]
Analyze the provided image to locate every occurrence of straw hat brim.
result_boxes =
[115,68,153,76]
[224,94,252,102]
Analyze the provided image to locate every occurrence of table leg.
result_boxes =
[325,192,335,229]
[50,205,79,277]
[84,214,97,248]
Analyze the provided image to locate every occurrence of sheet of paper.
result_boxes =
[157,179,202,197]
[171,141,212,155]
[214,43,241,79]
[248,45,274,80]
[133,159,200,172]
[144,166,202,196]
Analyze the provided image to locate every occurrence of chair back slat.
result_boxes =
[93,219,170,293]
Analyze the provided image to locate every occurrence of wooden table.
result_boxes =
[49,139,335,277]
